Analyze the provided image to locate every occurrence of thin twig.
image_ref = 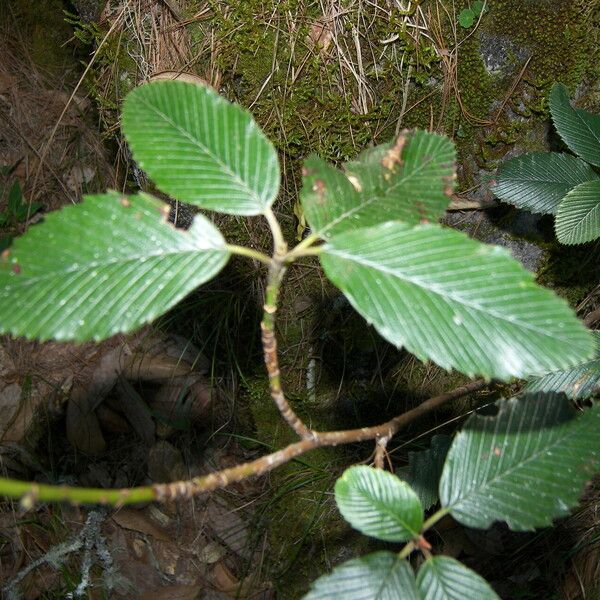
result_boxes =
[0,379,487,506]
[374,435,390,469]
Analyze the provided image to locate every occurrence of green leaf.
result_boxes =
[304,551,419,600]
[300,156,360,240]
[302,131,454,239]
[493,152,598,215]
[549,83,600,167]
[335,466,423,542]
[0,191,230,341]
[471,1,486,15]
[122,80,280,216]
[439,393,600,530]
[526,331,600,399]
[399,435,452,510]
[417,557,500,600]
[555,179,600,244]
[458,9,475,28]
[321,222,593,380]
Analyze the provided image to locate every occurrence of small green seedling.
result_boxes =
[0,80,597,599]
[0,174,42,251]
[458,0,486,28]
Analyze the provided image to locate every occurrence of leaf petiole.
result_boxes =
[226,244,272,265]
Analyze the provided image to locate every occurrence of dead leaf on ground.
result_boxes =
[66,395,106,456]
[306,18,333,55]
[96,404,131,433]
[211,562,239,594]
[147,440,187,482]
[64,164,95,193]
[150,374,213,429]
[150,71,210,87]
[116,377,156,444]
[112,508,171,542]
[206,497,249,559]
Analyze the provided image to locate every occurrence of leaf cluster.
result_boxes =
[0,80,591,381]
[306,393,600,598]
[494,83,600,245]
[0,80,596,598]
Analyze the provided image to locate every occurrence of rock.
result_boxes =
[147,441,186,483]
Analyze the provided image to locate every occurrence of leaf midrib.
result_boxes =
[561,188,600,225]
[366,493,421,538]
[448,410,596,513]
[568,105,600,158]
[552,87,600,165]
[373,557,414,600]
[137,95,265,209]
[325,246,571,343]
[3,246,226,286]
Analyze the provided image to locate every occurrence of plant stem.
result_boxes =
[288,246,324,259]
[3,478,154,507]
[260,206,314,438]
[398,541,415,560]
[264,206,287,255]
[0,379,487,506]
[285,233,319,261]
[226,244,272,265]
[374,435,390,469]
[261,256,314,439]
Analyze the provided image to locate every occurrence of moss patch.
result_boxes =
[10,0,78,76]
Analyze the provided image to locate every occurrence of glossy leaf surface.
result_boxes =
[122,80,280,215]
[304,551,419,600]
[335,466,423,542]
[300,131,454,240]
[526,331,600,399]
[550,83,600,167]
[0,192,230,341]
[493,152,598,215]
[321,222,593,380]
[417,557,500,600]
[439,393,600,530]
[555,179,600,244]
